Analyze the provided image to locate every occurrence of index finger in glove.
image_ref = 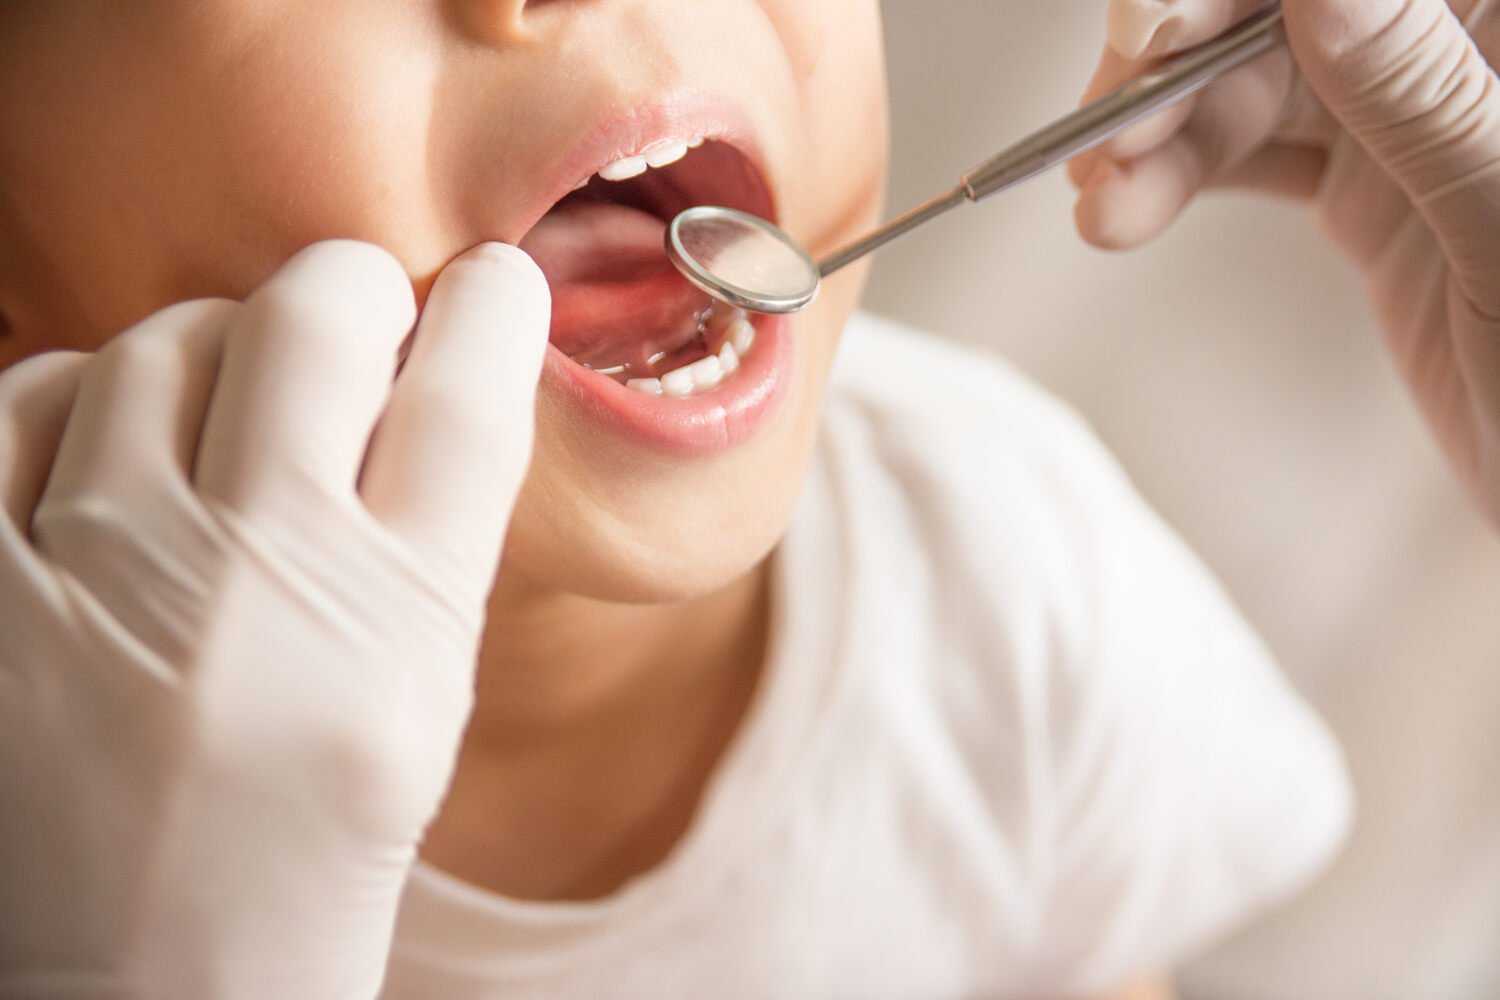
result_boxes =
[1068,0,1302,182]
[1074,50,1297,248]
[1108,0,1279,61]
[359,243,550,599]
[193,240,418,517]
[1070,0,1279,170]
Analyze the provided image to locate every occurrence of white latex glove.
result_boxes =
[1071,0,1500,530]
[0,240,549,999]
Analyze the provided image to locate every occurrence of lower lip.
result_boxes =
[541,312,793,456]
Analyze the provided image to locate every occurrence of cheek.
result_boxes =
[180,9,451,276]
[1,2,458,343]
[759,0,881,83]
[762,0,889,257]
[108,3,452,317]
[760,0,832,80]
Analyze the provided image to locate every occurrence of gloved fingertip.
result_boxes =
[266,239,420,334]
[436,242,552,335]
[1075,161,1150,250]
[1108,0,1176,59]
[448,242,548,296]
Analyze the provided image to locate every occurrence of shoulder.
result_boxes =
[814,313,1351,989]
[820,312,1161,666]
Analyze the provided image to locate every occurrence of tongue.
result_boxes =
[521,200,666,284]
[519,200,712,365]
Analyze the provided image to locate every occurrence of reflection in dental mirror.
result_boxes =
[666,206,820,314]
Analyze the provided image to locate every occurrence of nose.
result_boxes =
[448,0,567,46]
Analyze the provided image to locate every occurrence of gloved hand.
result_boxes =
[1071,0,1500,529]
[0,240,550,999]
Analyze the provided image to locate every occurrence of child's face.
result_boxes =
[0,1,888,605]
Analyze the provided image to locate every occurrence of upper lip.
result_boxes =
[509,90,777,243]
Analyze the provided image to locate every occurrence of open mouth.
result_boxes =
[519,137,775,398]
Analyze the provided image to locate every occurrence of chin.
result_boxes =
[499,465,801,606]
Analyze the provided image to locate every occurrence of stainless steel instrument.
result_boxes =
[667,5,1286,313]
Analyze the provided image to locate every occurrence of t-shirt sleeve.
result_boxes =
[1004,394,1353,995]
[833,315,1351,995]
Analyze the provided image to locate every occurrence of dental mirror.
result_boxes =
[666,4,1286,314]
[665,206,820,313]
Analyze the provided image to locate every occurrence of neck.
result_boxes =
[420,558,773,900]
[471,560,772,744]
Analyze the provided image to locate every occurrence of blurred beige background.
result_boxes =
[869,3,1500,998]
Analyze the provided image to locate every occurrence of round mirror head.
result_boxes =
[665,206,820,314]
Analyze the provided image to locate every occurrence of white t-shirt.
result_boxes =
[381,313,1351,1000]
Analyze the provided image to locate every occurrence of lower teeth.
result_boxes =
[580,309,757,398]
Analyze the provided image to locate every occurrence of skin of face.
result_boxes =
[0,0,889,613]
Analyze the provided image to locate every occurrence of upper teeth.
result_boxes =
[593,136,705,183]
